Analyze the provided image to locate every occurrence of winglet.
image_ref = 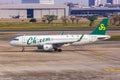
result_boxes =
[90,18,108,35]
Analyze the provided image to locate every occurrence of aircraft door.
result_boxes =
[22,36,26,46]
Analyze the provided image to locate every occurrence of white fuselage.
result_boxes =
[10,34,110,47]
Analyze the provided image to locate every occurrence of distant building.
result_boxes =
[105,4,120,8]
[22,0,40,4]
[22,0,55,4]
[70,7,120,17]
[0,4,68,19]
[106,0,120,8]
[95,0,102,6]
[89,0,102,7]
[40,0,55,4]
[107,0,113,4]
[89,0,95,7]
[113,0,119,4]
[107,0,120,4]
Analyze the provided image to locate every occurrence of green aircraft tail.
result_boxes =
[90,18,108,35]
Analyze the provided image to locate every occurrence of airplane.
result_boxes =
[10,18,111,52]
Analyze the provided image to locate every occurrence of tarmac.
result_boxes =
[0,31,120,80]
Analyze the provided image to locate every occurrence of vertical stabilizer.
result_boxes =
[90,18,108,35]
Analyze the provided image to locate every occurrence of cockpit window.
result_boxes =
[13,39,19,41]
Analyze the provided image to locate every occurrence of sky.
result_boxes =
[0,0,106,6]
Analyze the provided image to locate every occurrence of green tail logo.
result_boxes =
[90,18,108,35]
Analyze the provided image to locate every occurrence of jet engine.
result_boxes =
[43,44,53,51]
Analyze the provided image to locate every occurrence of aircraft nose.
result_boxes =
[10,40,18,46]
[10,41,14,46]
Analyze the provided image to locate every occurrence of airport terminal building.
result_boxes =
[0,3,120,19]
[70,7,120,17]
[0,4,69,19]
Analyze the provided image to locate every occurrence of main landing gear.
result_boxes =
[21,47,62,52]
[54,48,62,52]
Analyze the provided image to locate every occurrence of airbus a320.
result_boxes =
[10,18,110,52]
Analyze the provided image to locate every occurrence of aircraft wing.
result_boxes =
[44,36,83,48]
[52,42,74,47]
[45,39,79,48]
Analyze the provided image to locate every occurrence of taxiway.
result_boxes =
[0,31,119,80]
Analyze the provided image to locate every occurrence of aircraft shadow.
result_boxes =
[0,49,92,53]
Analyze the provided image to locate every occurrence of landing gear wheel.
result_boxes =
[54,48,58,51]
[58,49,62,52]
[54,48,62,52]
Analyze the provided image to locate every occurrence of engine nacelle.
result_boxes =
[43,44,53,51]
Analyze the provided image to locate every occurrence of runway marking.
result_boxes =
[96,54,120,62]
[64,45,120,63]
[71,46,120,62]
[87,50,120,62]
[104,68,120,72]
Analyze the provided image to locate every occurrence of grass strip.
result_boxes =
[107,36,120,41]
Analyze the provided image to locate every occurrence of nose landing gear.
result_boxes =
[22,47,25,52]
